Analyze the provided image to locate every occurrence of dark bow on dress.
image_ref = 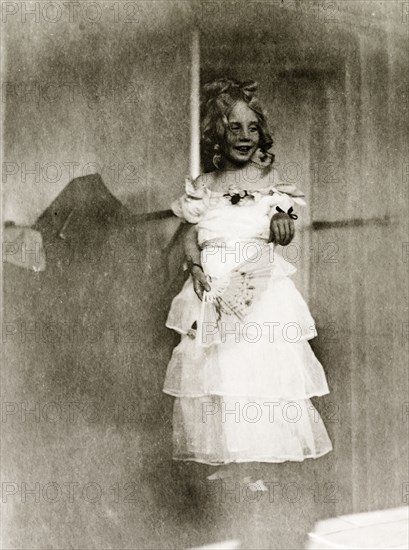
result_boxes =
[275,206,298,220]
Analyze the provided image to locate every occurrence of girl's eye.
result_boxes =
[228,124,258,134]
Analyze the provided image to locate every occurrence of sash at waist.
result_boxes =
[199,237,268,250]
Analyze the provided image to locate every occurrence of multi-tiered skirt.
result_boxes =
[163,242,333,464]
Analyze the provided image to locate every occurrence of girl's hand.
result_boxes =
[191,265,211,301]
[270,212,295,246]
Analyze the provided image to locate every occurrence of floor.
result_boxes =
[0,418,338,549]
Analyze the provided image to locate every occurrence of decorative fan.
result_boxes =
[196,244,275,347]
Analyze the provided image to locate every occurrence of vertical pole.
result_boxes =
[190,28,200,180]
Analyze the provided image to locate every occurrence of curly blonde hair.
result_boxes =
[200,78,274,171]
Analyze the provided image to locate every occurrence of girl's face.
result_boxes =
[222,100,260,166]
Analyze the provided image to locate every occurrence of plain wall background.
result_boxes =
[2,1,192,225]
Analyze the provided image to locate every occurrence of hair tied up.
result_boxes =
[201,78,258,105]
[240,81,258,100]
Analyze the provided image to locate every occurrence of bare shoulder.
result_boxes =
[195,171,218,190]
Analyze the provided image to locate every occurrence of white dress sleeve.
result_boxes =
[267,181,306,218]
[171,177,210,224]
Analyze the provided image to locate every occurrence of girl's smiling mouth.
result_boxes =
[235,146,252,153]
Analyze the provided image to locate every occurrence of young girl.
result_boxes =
[163,78,332,468]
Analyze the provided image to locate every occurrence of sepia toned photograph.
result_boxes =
[1,1,408,548]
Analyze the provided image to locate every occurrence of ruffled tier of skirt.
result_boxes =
[163,336,329,400]
[170,396,333,464]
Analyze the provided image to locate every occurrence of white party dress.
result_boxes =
[163,174,333,465]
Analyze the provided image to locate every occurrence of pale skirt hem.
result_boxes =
[163,389,330,400]
[171,447,333,466]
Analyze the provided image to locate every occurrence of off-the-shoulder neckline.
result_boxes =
[207,187,276,196]
[196,169,277,194]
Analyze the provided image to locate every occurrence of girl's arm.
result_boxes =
[183,224,211,300]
